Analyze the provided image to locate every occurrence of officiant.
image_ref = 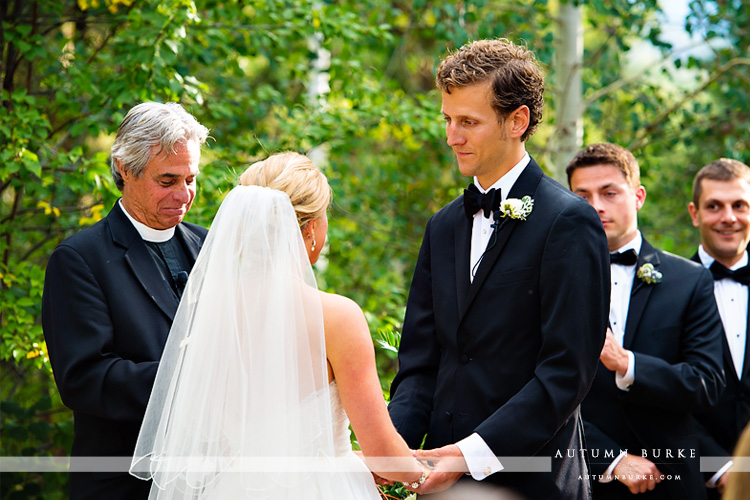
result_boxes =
[42,102,209,500]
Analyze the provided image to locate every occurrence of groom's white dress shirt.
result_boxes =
[455,152,530,480]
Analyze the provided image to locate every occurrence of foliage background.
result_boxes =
[1,0,748,497]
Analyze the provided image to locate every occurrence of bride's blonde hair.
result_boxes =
[238,152,331,230]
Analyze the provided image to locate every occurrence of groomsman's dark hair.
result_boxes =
[435,38,545,142]
[565,142,641,190]
[691,158,750,206]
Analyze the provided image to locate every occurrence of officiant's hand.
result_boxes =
[411,444,465,494]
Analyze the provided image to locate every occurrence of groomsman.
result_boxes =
[567,142,725,500]
[688,158,750,498]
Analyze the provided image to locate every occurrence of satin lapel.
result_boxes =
[741,286,750,381]
[455,204,472,316]
[459,159,543,320]
[108,201,179,321]
[460,217,517,319]
[623,239,660,349]
[125,244,179,320]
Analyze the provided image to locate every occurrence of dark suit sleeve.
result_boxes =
[42,245,158,422]
[693,417,730,458]
[628,269,725,413]
[583,419,627,475]
[474,203,610,455]
[388,217,441,448]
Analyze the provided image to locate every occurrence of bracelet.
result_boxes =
[408,462,427,489]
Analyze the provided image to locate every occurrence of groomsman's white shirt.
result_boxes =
[456,152,529,480]
[600,232,641,481]
[697,245,748,488]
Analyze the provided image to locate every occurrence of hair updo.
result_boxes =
[238,151,331,230]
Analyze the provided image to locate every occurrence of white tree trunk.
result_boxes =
[551,1,583,183]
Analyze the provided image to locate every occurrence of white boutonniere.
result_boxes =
[636,263,662,284]
[499,196,534,221]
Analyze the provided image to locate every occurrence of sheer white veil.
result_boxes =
[131,185,335,499]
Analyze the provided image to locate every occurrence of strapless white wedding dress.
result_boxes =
[191,381,381,499]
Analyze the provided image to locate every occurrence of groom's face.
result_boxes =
[570,164,646,251]
[441,80,514,188]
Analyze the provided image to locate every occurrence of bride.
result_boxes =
[130,152,428,498]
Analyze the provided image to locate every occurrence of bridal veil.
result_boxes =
[131,185,337,499]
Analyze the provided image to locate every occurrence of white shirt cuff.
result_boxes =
[707,460,733,487]
[455,433,504,480]
[615,350,635,391]
[600,451,628,483]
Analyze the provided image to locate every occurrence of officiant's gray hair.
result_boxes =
[110,102,209,190]
[238,151,331,230]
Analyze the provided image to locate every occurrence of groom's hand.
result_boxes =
[412,444,466,494]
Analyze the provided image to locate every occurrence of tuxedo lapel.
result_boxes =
[461,217,517,319]
[108,201,179,320]
[623,239,660,349]
[176,223,203,263]
[454,205,472,315]
[459,159,543,320]
[741,286,750,381]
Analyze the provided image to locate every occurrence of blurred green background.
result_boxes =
[2,0,748,497]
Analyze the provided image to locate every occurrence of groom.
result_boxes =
[388,39,610,499]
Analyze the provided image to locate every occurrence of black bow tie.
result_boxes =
[464,184,502,219]
[610,249,638,266]
[710,261,750,286]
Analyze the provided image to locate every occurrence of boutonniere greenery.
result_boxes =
[636,263,663,284]
[499,196,534,221]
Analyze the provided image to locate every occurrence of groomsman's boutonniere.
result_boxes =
[636,263,662,285]
[499,196,534,221]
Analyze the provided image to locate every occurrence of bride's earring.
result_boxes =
[311,234,317,252]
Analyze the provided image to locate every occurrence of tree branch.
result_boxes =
[628,57,750,151]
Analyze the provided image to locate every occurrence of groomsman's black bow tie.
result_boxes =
[464,184,502,219]
[609,249,638,266]
[710,261,750,286]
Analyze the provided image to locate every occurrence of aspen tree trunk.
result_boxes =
[551,1,583,183]
[307,7,330,167]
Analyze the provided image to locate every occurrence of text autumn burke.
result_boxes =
[555,448,697,459]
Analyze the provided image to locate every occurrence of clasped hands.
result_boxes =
[373,444,466,495]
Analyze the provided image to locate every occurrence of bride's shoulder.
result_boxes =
[318,291,368,335]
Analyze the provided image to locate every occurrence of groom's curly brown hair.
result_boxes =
[436,38,545,142]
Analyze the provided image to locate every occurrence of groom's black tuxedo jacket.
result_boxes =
[389,159,611,499]
[582,239,724,500]
[690,250,750,500]
[42,201,207,500]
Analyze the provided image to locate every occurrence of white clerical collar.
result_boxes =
[613,231,643,257]
[118,199,176,242]
[698,245,748,271]
[473,152,531,199]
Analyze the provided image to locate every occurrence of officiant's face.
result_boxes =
[689,177,750,267]
[119,140,200,230]
[570,164,646,251]
[442,80,515,188]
